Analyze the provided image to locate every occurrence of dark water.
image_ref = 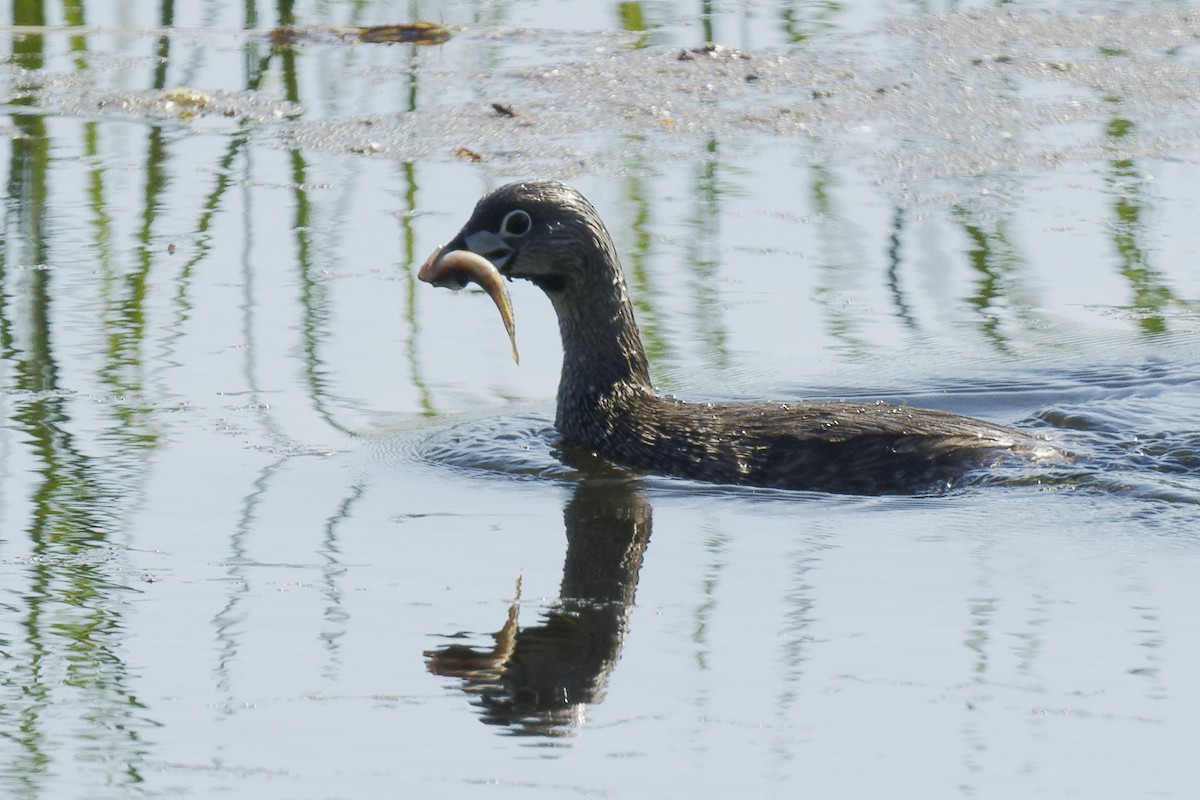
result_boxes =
[2,1,1200,798]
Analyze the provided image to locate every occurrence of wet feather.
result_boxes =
[423,181,1055,494]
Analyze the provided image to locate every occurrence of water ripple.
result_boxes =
[403,358,1200,505]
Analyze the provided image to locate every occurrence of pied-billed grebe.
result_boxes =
[420,180,1047,494]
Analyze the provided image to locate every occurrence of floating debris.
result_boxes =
[153,86,286,121]
[677,42,751,61]
[161,87,211,106]
[158,87,226,119]
[143,87,294,121]
[358,22,451,45]
[270,22,451,49]
[453,146,488,162]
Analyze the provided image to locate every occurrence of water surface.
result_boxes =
[1,1,1199,798]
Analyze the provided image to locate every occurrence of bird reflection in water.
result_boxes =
[424,475,651,736]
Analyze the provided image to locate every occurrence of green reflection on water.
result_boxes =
[2,48,149,800]
[681,137,729,371]
[400,160,436,418]
[1103,112,1182,334]
[808,160,873,357]
[622,169,669,369]
[618,1,647,32]
[779,1,842,44]
[955,208,1021,355]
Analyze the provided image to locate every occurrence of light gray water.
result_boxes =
[1,1,1199,798]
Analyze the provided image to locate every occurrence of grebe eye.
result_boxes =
[500,209,532,238]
